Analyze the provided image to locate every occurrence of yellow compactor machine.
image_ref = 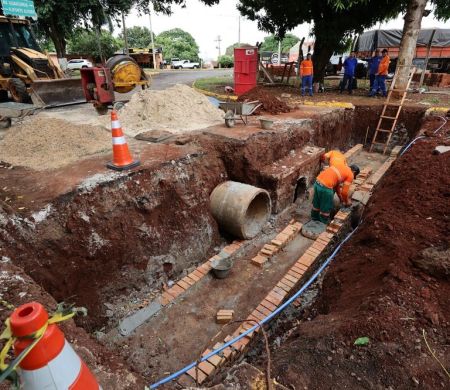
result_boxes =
[0,15,84,106]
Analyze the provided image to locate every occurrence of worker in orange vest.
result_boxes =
[369,49,390,97]
[321,150,347,167]
[300,53,314,97]
[311,163,360,224]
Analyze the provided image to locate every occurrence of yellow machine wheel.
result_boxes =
[105,55,147,94]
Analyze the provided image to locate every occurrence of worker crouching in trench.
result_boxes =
[311,150,360,224]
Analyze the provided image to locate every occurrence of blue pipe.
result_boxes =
[149,227,359,388]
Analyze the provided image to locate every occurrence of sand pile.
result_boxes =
[115,84,224,136]
[0,117,111,170]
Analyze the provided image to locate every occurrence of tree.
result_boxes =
[260,34,300,53]
[218,55,234,68]
[119,26,156,48]
[68,29,123,60]
[155,28,200,60]
[238,0,408,82]
[225,42,252,56]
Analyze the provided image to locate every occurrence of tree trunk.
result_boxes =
[48,31,66,58]
[396,0,428,91]
[311,26,342,83]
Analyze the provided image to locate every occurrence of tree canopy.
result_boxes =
[67,29,123,60]
[225,42,252,56]
[120,26,155,48]
[155,28,200,60]
[260,34,300,53]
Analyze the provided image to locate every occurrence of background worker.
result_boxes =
[369,49,390,97]
[321,150,347,167]
[311,163,360,224]
[340,51,358,94]
[300,53,314,97]
[369,49,382,91]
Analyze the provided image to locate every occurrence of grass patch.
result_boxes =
[193,75,233,93]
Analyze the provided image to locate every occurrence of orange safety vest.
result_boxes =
[322,150,347,167]
[378,55,390,76]
[317,164,354,203]
[300,59,313,76]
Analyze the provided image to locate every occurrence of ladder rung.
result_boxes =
[385,102,402,106]
[372,142,387,145]
[380,115,396,120]
[391,89,407,93]
[376,129,393,133]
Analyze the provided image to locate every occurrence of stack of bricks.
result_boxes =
[216,309,234,324]
[344,144,363,159]
[159,240,245,306]
[368,157,396,186]
[251,220,302,267]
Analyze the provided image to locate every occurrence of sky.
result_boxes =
[124,0,449,60]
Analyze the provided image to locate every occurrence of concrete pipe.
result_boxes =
[210,181,272,239]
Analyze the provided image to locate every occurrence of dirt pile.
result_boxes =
[115,84,224,136]
[0,117,110,170]
[237,86,291,114]
[250,136,450,388]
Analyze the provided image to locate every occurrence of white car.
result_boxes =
[67,59,93,70]
[172,60,200,69]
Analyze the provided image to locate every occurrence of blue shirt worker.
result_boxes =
[369,49,381,90]
[340,51,358,94]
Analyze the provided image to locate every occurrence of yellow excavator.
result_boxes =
[0,15,84,106]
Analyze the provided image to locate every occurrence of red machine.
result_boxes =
[80,67,115,115]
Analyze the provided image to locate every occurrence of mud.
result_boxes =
[237,86,291,114]
[249,131,450,389]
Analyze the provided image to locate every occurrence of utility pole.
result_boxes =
[148,6,157,69]
[238,16,241,46]
[122,12,129,55]
[215,35,222,57]
[278,40,281,66]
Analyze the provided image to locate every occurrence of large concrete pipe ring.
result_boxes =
[210,181,272,239]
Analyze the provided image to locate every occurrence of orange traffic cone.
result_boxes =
[106,110,140,171]
[9,302,100,389]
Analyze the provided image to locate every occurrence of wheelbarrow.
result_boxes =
[219,101,262,128]
[0,102,41,129]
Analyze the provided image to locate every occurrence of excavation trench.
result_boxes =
[0,103,427,383]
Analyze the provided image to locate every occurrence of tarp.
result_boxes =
[355,29,450,51]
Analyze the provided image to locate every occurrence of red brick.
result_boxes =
[264,244,278,251]
[233,336,250,351]
[260,248,274,257]
[178,374,195,387]
[182,276,196,286]
[207,354,224,367]
[293,222,303,230]
[277,281,292,292]
[307,247,322,256]
[256,304,272,317]
[196,266,208,276]
[312,241,326,251]
[177,280,190,290]
[291,265,305,275]
[168,284,185,298]
[186,367,207,384]
[280,277,295,288]
[284,273,299,284]
[192,269,204,279]
[188,271,201,282]
[261,299,277,312]
[271,239,283,247]
[251,255,267,267]
[200,262,212,272]
[298,254,316,268]
[227,243,241,252]
[287,270,303,281]
[270,290,285,302]
[251,309,266,322]
[265,294,281,306]
[222,245,236,255]
[198,360,216,376]
[159,293,173,306]
[294,262,308,271]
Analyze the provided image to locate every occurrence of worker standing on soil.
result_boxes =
[321,150,347,167]
[369,49,390,97]
[300,53,314,97]
[369,49,382,91]
[340,51,358,94]
[311,163,360,224]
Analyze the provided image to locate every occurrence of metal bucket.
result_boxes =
[211,257,233,279]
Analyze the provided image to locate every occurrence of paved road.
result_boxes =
[149,68,233,90]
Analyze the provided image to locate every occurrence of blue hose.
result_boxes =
[149,227,358,388]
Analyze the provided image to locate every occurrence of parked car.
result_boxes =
[172,60,200,69]
[67,59,93,70]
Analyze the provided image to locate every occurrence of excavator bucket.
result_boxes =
[29,78,86,107]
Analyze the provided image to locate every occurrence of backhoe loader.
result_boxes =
[0,15,84,106]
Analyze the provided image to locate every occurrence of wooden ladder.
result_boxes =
[369,65,416,154]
